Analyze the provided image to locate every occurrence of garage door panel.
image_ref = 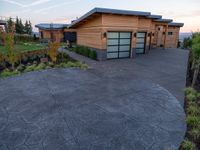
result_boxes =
[107,46,118,52]
[136,43,145,48]
[137,33,146,38]
[108,39,118,45]
[137,38,146,43]
[120,32,131,38]
[119,52,129,58]
[120,39,131,45]
[107,32,131,59]
[136,32,146,54]
[107,52,118,59]
[119,45,130,52]
[107,32,119,38]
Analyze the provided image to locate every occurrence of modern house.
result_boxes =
[36,8,184,60]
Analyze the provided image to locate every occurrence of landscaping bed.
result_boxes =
[0,52,87,79]
[180,50,200,150]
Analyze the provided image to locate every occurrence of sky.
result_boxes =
[0,0,200,32]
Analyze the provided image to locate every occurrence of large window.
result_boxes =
[107,32,131,59]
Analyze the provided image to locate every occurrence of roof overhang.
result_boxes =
[168,22,184,27]
[35,23,69,30]
[69,7,151,28]
[0,20,7,25]
[153,18,173,23]
[147,15,162,19]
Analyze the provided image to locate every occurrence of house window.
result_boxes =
[168,32,173,35]
[40,31,43,39]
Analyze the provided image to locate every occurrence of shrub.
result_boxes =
[186,115,200,128]
[48,62,54,68]
[65,61,78,67]
[186,93,197,102]
[189,128,200,140]
[14,34,34,43]
[89,50,97,60]
[74,61,88,69]
[0,69,20,78]
[187,105,199,116]
[16,64,25,72]
[57,52,70,63]
[55,62,69,68]
[82,47,90,57]
[184,87,196,95]
[49,41,60,63]
[24,64,36,72]
[181,139,196,150]
[34,63,46,71]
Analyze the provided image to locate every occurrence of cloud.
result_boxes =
[1,0,25,7]
[34,0,81,14]
[1,0,51,7]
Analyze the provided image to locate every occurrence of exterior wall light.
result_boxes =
[103,32,107,39]
[148,33,151,37]
[134,33,137,37]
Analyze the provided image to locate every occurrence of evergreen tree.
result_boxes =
[19,19,24,34]
[28,20,32,35]
[7,17,14,33]
[24,20,29,34]
[15,17,20,34]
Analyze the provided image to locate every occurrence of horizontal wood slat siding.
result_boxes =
[102,14,138,27]
[76,15,103,49]
[165,27,180,48]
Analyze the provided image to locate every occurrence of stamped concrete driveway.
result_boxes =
[0,48,188,150]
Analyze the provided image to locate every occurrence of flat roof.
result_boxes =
[169,22,184,27]
[35,8,183,29]
[147,15,162,19]
[35,23,69,30]
[0,20,7,25]
[154,18,173,23]
[69,7,151,28]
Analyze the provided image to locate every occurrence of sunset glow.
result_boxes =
[0,0,199,32]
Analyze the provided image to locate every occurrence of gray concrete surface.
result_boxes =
[66,48,189,106]
[0,48,188,150]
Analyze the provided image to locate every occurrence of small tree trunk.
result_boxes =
[192,64,200,87]
[12,63,14,70]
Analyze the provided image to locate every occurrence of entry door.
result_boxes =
[107,32,131,59]
[136,32,146,54]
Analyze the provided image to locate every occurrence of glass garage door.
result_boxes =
[136,32,146,54]
[107,32,131,59]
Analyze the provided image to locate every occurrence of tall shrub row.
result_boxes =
[72,45,97,60]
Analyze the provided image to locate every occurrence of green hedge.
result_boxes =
[14,34,35,43]
[73,45,97,60]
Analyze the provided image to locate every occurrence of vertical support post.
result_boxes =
[163,24,168,49]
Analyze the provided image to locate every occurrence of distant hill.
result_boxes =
[179,32,192,41]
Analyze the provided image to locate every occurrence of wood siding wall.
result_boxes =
[39,29,64,42]
[74,14,181,53]
[76,15,103,49]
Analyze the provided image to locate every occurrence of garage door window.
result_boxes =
[107,32,131,59]
[136,32,146,54]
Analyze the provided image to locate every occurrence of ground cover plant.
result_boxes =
[180,32,200,150]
